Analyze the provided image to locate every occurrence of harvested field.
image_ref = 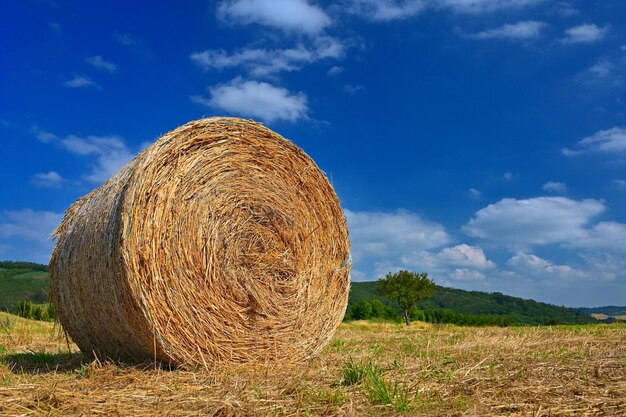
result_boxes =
[1,313,625,416]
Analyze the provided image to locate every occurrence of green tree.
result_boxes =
[350,300,373,320]
[377,270,435,326]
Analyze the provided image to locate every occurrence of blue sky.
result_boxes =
[1,0,625,307]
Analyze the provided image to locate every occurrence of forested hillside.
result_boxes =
[0,261,614,325]
[349,281,598,325]
[0,261,50,310]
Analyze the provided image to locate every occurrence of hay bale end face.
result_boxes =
[50,117,351,367]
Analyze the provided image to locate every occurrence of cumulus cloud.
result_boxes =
[468,21,546,40]
[563,127,626,155]
[86,55,118,73]
[64,75,98,88]
[561,23,609,44]
[34,130,135,184]
[60,135,134,183]
[0,209,63,263]
[31,171,64,188]
[402,243,495,270]
[344,0,427,21]
[192,78,308,122]
[439,244,496,268]
[542,181,567,194]
[217,0,331,34]
[506,252,585,279]
[190,37,345,77]
[463,197,605,247]
[574,222,626,252]
[449,268,486,282]
[345,209,450,263]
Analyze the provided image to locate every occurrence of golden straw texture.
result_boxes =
[49,117,351,367]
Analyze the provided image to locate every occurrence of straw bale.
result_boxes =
[49,117,351,367]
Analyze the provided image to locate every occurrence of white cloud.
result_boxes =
[542,181,567,193]
[561,23,609,44]
[449,268,486,282]
[503,172,514,180]
[468,21,546,40]
[613,179,626,189]
[345,0,543,20]
[345,0,427,21]
[58,135,134,183]
[192,78,308,122]
[468,188,481,199]
[32,171,64,188]
[438,0,545,14]
[563,127,626,155]
[328,65,344,75]
[33,127,58,143]
[217,0,331,34]
[86,55,118,73]
[190,37,345,77]
[574,222,626,252]
[345,208,450,263]
[581,253,626,283]
[64,75,98,88]
[0,209,63,263]
[439,244,495,268]
[463,197,605,247]
[586,59,614,79]
[574,58,624,87]
[506,252,585,279]
[402,243,495,270]
[34,130,135,184]
[554,2,578,17]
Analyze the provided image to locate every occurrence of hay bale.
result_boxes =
[49,117,351,367]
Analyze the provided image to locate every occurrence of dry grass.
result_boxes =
[49,117,350,367]
[1,315,624,416]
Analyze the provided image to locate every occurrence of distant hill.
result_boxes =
[576,306,626,322]
[0,260,613,325]
[0,261,50,310]
[349,281,598,325]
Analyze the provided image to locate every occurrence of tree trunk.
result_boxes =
[403,310,411,326]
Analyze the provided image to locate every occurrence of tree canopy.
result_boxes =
[377,270,435,325]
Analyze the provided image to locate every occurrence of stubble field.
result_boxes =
[1,313,625,416]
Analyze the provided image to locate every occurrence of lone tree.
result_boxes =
[377,270,435,326]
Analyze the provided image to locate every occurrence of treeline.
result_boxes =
[348,282,597,325]
[0,261,48,272]
[344,300,516,326]
[14,300,55,321]
[345,298,595,326]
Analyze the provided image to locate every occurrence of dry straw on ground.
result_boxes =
[49,117,351,368]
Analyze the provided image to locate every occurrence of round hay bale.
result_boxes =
[49,117,351,367]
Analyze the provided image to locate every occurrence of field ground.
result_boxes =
[1,313,625,416]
